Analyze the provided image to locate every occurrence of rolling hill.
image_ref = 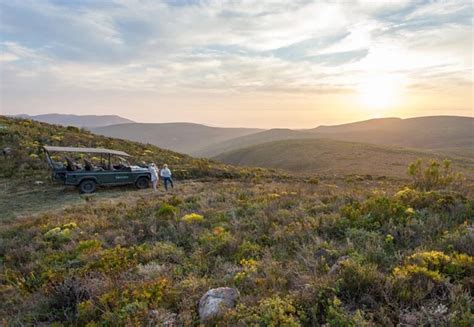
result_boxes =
[92,122,263,155]
[215,138,474,178]
[197,116,474,158]
[14,113,134,128]
[311,116,474,156]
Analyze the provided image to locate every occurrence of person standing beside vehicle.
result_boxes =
[149,163,159,191]
[160,164,174,191]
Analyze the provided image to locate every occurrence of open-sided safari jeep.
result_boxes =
[43,146,150,193]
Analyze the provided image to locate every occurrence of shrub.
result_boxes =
[76,239,102,255]
[198,227,235,257]
[407,251,473,280]
[392,265,444,305]
[440,226,474,256]
[95,278,171,324]
[45,277,90,323]
[341,196,408,230]
[336,260,385,306]
[345,228,393,265]
[294,284,348,326]
[181,213,204,223]
[156,203,177,220]
[408,159,464,191]
[395,187,467,212]
[87,245,144,275]
[227,296,302,326]
[235,240,262,261]
[234,258,259,287]
[44,226,73,247]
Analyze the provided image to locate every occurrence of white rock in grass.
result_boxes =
[198,287,239,323]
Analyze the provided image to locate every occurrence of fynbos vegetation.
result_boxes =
[0,118,473,326]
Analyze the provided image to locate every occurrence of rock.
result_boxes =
[2,147,11,156]
[198,287,239,323]
[328,255,350,276]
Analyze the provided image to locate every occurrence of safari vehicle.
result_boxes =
[43,146,151,193]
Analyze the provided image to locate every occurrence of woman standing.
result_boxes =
[149,163,159,191]
[160,164,174,191]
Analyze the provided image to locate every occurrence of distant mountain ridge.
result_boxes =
[198,116,474,158]
[13,113,134,128]
[92,122,263,154]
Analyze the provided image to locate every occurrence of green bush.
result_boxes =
[156,203,178,220]
[336,260,385,306]
[226,296,302,326]
[341,196,408,230]
[408,159,464,191]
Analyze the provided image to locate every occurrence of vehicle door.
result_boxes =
[111,168,133,184]
[101,156,133,185]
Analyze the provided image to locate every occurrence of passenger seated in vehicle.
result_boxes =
[113,157,130,170]
[66,157,76,171]
[84,159,94,171]
[66,157,82,171]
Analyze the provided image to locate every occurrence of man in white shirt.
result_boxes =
[160,164,174,191]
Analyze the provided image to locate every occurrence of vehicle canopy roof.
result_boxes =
[43,145,130,157]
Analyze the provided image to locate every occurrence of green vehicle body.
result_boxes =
[43,146,151,193]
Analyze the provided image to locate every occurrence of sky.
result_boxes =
[0,0,472,128]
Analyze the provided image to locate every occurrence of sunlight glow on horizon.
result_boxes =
[358,75,401,112]
[0,0,472,128]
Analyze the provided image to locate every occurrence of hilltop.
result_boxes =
[92,123,263,155]
[215,138,474,178]
[311,116,474,157]
[197,116,474,158]
[0,116,473,326]
[13,113,135,128]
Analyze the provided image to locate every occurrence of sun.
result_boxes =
[358,75,399,112]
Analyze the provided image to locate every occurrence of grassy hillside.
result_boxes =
[312,116,474,157]
[92,123,263,155]
[197,116,474,158]
[0,116,265,220]
[215,138,474,178]
[196,128,312,157]
[15,114,134,128]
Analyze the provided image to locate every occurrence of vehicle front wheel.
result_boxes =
[135,176,149,189]
[79,180,97,193]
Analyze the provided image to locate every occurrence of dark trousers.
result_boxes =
[163,177,174,190]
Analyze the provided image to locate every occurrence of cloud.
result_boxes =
[0,0,472,122]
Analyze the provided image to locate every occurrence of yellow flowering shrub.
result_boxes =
[392,264,443,304]
[181,213,204,223]
[226,296,301,326]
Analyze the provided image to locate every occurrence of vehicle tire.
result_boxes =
[135,176,149,189]
[79,180,97,194]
